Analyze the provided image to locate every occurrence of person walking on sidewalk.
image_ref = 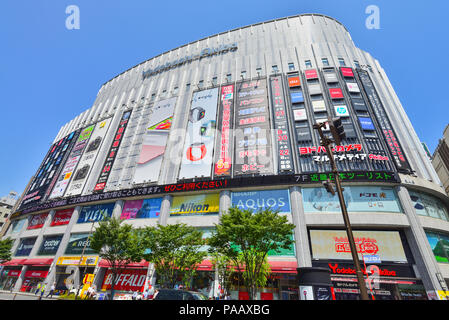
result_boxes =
[39,283,46,300]
[46,282,56,298]
[35,283,41,295]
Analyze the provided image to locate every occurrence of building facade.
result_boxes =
[432,125,449,196]
[0,192,17,236]
[2,13,449,300]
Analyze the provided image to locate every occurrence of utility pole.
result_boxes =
[313,117,370,300]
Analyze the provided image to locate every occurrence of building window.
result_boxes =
[212,76,218,86]
[256,67,262,76]
[198,80,204,88]
[305,60,312,68]
[338,58,346,66]
[226,74,232,82]
[321,58,329,66]
[151,93,156,101]
[240,71,246,79]
[186,83,191,90]
[173,86,179,95]
[272,65,279,73]
[288,63,295,71]
[354,60,360,68]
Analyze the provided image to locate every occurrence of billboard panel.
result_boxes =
[133,97,177,184]
[20,130,80,208]
[233,79,274,176]
[94,110,132,192]
[77,203,115,224]
[214,85,234,177]
[50,208,74,226]
[356,69,412,172]
[170,193,219,216]
[302,186,402,213]
[27,212,49,230]
[309,230,407,262]
[15,238,37,256]
[65,233,96,255]
[120,197,163,220]
[231,189,291,214]
[269,76,294,173]
[65,118,113,197]
[178,88,219,180]
[38,234,63,256]
[49,125,96,199]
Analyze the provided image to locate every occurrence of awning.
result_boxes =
[197,260,213,271]
[98,259,149,268]
[1,259,27,266]
[268,261,298,274]
[22,258,53,266]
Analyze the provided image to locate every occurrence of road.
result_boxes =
[0,290,58,300]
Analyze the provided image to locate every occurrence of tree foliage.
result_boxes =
[0,238,14,263]
[139,223,206,289]
[208,207,295,300]
[89,216,144,299]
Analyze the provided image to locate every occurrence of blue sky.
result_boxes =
[0,0,447,197]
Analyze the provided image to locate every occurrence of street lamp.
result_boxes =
[313,118,370,300]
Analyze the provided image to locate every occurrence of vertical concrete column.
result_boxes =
[219,190,231,217]
[396,186,445,299]
[11,215,31,292]
[44,206,81,293]
[158,195,172,226]
[289,186,312,268]
[14,265,28,293]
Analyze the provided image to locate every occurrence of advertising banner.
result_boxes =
[56,256,98,266]
[101,269,147,292]
[425,231,449,263]
[77,203,115,224]
[27,212,49,230]
[65,118,113,197]
[133,97,177,184]
[288,76,301,87]
[305,69,318,80]
[329,88,344,99]
[293,109,307,121]
[94,110,132,192]
[170,193,220,216]
[120,197,163,220]
[10,219,26,234]
[20,130,80,209]
[233,79,274,176]
[356,69,412,172]
[214,85,234,177]
[290,91,304,103]
[334,105,350,117]
[15,238,37,256]
[49,125,96,199]
[231,189,291,214]
[178,88,219,180]
[309,230,408,262]
[38,235,63,256]
[65,233,96,255]
[270,76,294,173]
[302,186,402,213]
[24,270,49,278]
[358,117,375,131]
[50,208,74,226]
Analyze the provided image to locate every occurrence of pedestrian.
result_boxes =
[132,290,138,300]
[148,285,155,299]
[143,289,149,300]
[35,282,41,295]
[39,283,46,300]
[46,282,56,298]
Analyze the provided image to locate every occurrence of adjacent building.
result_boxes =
[2,13,449,300]
[0,192,18,237]
[432,125,449,196]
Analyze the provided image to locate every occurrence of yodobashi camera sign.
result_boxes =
[142,43,238,79]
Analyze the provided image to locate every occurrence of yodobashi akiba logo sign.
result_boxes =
[142,43,238,79]
[77,203,115,224]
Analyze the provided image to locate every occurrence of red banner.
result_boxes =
[8,270,21,277]
[101,269,147,292]
[24,270,48,278]
[305,69,318,79]
[340,67,354,77]
[329,88,344,99]
[27,212,48,230]
[50,208,74,226]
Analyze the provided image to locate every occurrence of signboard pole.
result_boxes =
[313,122,370,300]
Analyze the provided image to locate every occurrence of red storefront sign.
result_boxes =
[288,76,301,87]
[8,270,21,277]
[305,69,318,79]
[24,270,48,278]
[329,88,344,99]
[50,208,74,226]
[27,212,48,230]
[101,269,147,292]
[341,67,354,77]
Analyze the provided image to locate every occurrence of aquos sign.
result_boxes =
[142,43,238,79]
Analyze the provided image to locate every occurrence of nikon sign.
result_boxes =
[142,43,238,79]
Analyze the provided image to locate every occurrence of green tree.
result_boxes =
[89,216,144,300]
[208,207,295,300]
[139,223,206,289]
[0,238,14,264]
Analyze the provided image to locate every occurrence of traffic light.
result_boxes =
[322,179,336,196]
[329,117,346,145]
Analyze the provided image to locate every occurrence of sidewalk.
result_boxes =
[0,289,59,300]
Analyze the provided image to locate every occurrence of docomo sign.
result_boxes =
[143,43,238,79]
[101,269,147,292]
